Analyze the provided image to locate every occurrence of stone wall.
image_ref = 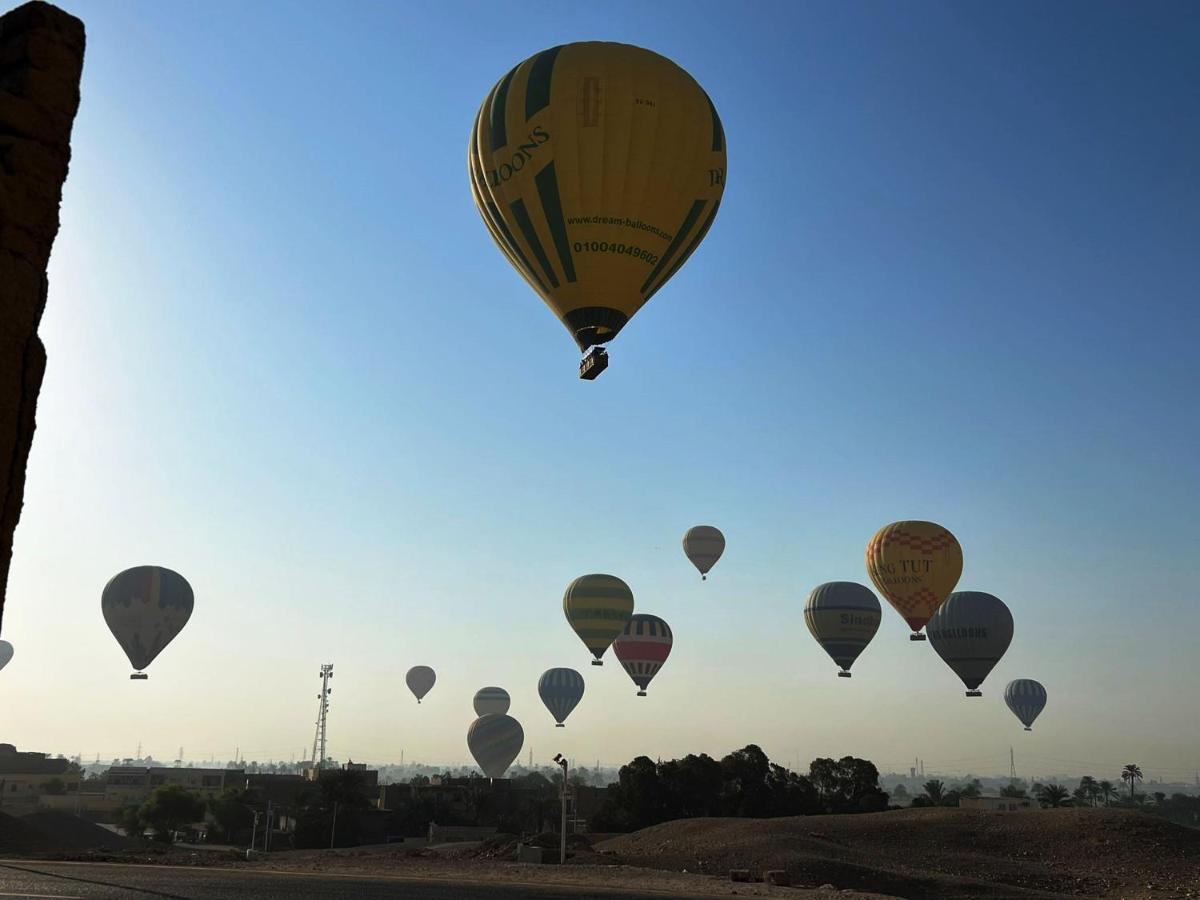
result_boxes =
[0,1,84,630]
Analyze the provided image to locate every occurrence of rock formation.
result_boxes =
[0,1,84,630]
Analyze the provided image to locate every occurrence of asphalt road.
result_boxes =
[0,860,696,899]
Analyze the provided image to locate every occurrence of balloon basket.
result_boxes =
[909,633,927,642]
[965,690,982,698]
[637,690,647,697]
[130,673,148,681]
[579,346,609,380]
[1024,727,1032,731]
[701,575,707,581]
[837,671,851,678]
[591,660,602,666]
[555,723,564,728]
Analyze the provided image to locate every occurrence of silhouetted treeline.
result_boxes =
[591,745,888,831]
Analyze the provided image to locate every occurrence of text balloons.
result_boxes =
[538,668,584,727]
[804,582,881,678]
[467,714,524,779]
[406,666,436,703]
[473,686,511,717]
[1005,679,1048,731]
[563,574,634,665]
[469,42,727,375]
[866,521,962,640]
[613,614,673,696]
[927,591,1014,697]
[0,640,12,672]
[101,566,194,678]
[683,526,725,580]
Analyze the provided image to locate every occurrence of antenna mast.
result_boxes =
[312,663,334,770]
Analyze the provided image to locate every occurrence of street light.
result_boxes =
[553,753,568,864]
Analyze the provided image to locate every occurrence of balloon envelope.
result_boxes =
[1005,679,1047,730]
[927,591,1014,696]
[683,526,725,579]
[406,666,436,703]
[563,574,634,665]
[0,640,12,672]
[804,582,881,677]
[612,614,673,696]
[101,566,194,673]
[538,668,584,726]
[866,521,962,637]
[473,686,511,717]
[467,714,524,779]
[469,42,726,359]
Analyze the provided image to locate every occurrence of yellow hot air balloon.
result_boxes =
[563,574,634,665]
[469,42,727,379]
[865,521,962,641]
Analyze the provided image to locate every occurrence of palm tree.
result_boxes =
[1037,784,1071,808]
[1098,780,1118,806]
[1121,764,1143,802]
[922,779,945,805]
[1078,776,1099,807]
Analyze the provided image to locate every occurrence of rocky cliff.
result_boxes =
[0,1,84,630]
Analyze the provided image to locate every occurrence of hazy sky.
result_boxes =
[4,0,1198,783]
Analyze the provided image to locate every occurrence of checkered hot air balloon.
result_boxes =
[1005,679,1047,731]
[613,614,673,696]
[473,686,510,717]
[683,526,725,580]
[927,591,1014,698]
[538,668,585,727]
[101,566,194,679]
[866,521,962,641]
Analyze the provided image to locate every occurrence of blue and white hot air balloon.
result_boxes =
[538,668,584,727]
[1004,679,1047,731]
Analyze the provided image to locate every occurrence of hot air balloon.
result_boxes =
[612,614,673,696]
[563,574,634,665]
[467,714,524,779]
[406,665,436,704]
[866,521,962,641]
[473,686,511,717]
[101,566,194,679]
[683,526,725,580]
[1005,679,1047,731]
[927,591,1014,697]
[0,640,12,673]
[469,42,727,379]
[804,582,881,678]
[538,668,585,727]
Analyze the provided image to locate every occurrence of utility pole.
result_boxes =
[554,753,568,864]
[1010,747,1017,780]
[330,801,339,849]
[312,664,334,770]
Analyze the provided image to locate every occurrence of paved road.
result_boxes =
[0,860,696,899]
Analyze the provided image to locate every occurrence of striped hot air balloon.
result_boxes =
[927,591,1014,697]
[467,714,524,779]
[469,42,727,378]
[804,582,881,678]
[1005,679,1047,731]
[563,574,634,665]
[538,668,585,727]
[473,686,511,717]
[683,526,725,580]
[613,614,673,696]
[405,666,436,703]
[101,566,194,679]
[866,521,962,640]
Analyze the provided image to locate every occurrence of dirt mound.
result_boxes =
[19,812,135,852]
[596,807,1200,898]
[0,812,58,855]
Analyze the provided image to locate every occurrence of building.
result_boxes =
[960,795,1035,811]
[0,744,80,813]
[103,765,245,807]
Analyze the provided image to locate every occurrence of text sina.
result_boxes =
[489,127,550,186]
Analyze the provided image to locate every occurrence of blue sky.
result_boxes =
[4,0,1198,781]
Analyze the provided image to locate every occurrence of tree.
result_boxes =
[1098,780,1118,806]
[1037,784,1071,808]
[922,780,945,805]
[208,787,257,843]
[1121,764,1143,802]
[954,779,982,800]
[1078,776,1099,807]
[807,757,886,813]
[1000,783,1027,799]
[891,784,908,799]
[139,785,206,842]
